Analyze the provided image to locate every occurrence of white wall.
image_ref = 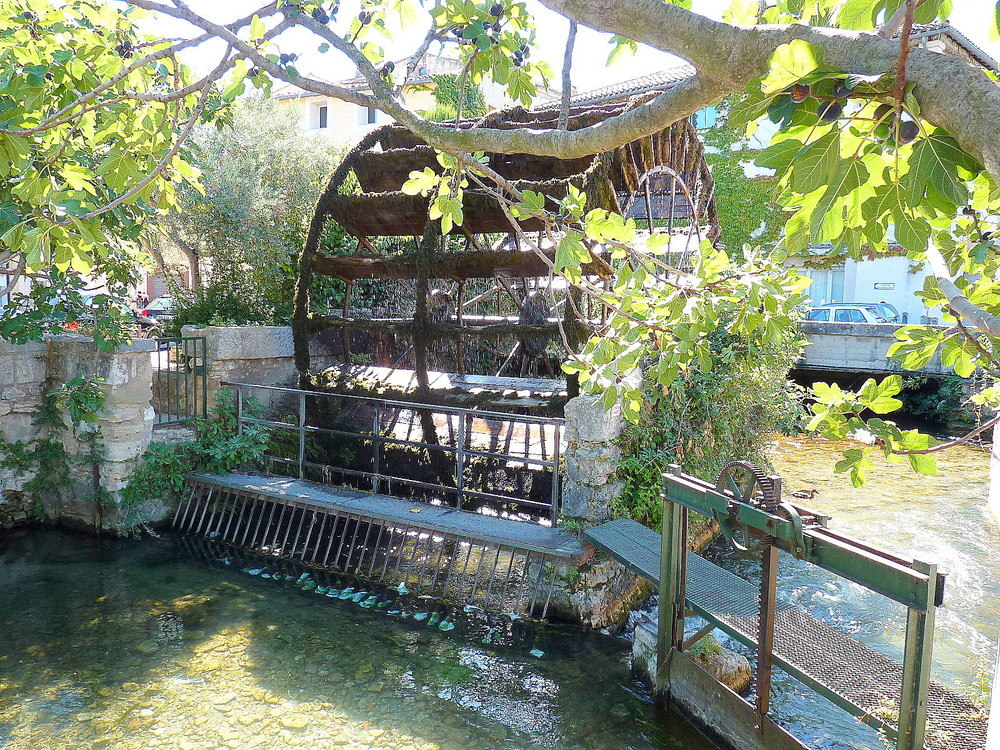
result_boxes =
[794,256,935,324]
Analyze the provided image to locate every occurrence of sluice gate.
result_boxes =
[174,473,583,618]
[586,464,988,750]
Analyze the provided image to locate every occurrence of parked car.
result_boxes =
[140,295,176,323]
[805,303,897,324]
[77,293,157,334]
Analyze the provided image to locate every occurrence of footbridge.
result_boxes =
[174,382,985,750]
[799,320,954,376]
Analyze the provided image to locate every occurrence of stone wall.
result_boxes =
[0,339,48,525]
[0,335,155,529]
[180,325,338,413]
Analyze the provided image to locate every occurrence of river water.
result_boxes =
[0,437,994,750]
[0,529,715,750]
[703,436,997,748]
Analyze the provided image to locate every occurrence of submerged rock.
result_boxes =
[279,714,310,730]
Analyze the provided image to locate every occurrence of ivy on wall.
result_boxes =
[0,375,108,520]
[701,99,786,256]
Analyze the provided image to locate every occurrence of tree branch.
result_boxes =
[558,20,577,130]
[925,244,1000,337]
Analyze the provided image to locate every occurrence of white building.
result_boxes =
[273,54,464,144]
[788,252,936,324]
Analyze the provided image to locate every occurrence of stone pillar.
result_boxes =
[0,339,47,526]
[44,335,156,526]
[560,394,625,522]
[546,394,650,627]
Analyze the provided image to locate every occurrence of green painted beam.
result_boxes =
[664,474,941,611]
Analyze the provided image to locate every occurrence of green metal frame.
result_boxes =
[658,469,942,749]
[153,336,208,426]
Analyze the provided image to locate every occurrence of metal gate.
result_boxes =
[152,336,208,425]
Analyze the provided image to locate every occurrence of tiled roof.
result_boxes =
[569,64,696,106]
[906,22,999,72]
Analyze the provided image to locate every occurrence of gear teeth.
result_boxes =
[716,460,780,511]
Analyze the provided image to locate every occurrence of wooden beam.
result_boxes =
[308,314,574,340]
[310,248,610,281]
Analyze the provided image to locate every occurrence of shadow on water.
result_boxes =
[0,527,715,750]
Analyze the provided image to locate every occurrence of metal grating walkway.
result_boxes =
[174,473,585,618]
[584,518,987,750]
[190,473,584,558]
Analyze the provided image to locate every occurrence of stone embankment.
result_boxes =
[0,335,154,529]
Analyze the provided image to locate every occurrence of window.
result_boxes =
[834,309,865,323]
[358,105,377,125]
[692,106,718,130]
[318,105,328,129]
[806,309,830,322]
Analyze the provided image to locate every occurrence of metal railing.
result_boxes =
[152,336,208,426]
[223,381,565,523]
[652,466,980,750]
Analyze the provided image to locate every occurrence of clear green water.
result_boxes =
[0,529,714,750]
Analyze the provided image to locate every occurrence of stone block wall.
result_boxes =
[180,325,337,414]
[0,335,155,529]
[548,394,649,627]
[0,339,48,524]
[561,395,624,522]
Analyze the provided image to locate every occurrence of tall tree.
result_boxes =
[156,95,343,324]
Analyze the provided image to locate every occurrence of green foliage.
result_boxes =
[0,374,107,518]
[423,73,488,122]
[900,374,972,429]
[162,96,348,330]
[118,390,270,518]
[614,322,804,529]
[687,634,724,659]
[806,375,941,485]
[47,375,106,433]
[429,1,552,106]
[701,99,785,255]
[0,0,223,344]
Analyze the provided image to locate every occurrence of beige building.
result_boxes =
[274,54,465,144]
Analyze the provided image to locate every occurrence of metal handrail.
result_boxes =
[223,380,564,523]
[220,380,567,424]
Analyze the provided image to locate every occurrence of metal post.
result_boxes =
[200,338,208,420]
[897,560,938,750]
[551,424,562,525]
[456,412,466,510]
[183,337,191,420]
[372,403,381,494]
[297,392,306,479]
[756,538,779,722]
[657,465,685,691]
[236,386,243,437]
